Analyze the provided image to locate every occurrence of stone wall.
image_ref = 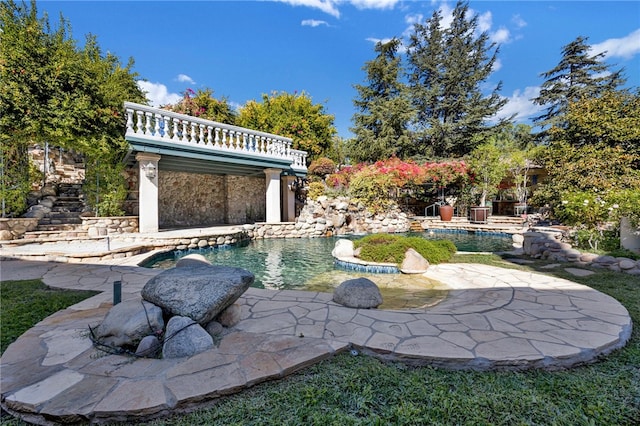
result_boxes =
[81,217,139,237]
[522,228,640,275]
[157,171,265,227]
[0,218,39,240]
[225,175,266,224]
[246,196,410,239]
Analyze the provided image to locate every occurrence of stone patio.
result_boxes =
[0,252,632,424]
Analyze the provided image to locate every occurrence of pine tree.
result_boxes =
[407,1,507,158]
[532,36,625,130]
[350,38,414,162]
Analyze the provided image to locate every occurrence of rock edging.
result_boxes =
[523,228,640,275]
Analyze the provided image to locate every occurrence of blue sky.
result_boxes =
[40,1,640,139]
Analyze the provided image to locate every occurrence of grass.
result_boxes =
[1,257,639,425]
[0,280,98,354]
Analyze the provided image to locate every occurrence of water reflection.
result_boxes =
[263,249,285,289]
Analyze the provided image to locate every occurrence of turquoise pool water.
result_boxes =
[146,232,512,302]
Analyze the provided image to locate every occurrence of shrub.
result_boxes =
[308,157,336,178]
[354,234,456,265]
[307,181,326,200]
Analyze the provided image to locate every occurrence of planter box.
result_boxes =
[470,206,490,224]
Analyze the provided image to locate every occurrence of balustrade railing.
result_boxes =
[124,102,307,171]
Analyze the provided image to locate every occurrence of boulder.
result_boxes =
[162,316,214,358]
[332,239,354,258]
[176,253,211,268]
[205,321,224,338]
[400,248,430,274]
[333,278,382,309]
[141,264,254,325]
[217,303,241,327]
[618,258,637,270]
[135,335,161,358]
[94,299,164,348]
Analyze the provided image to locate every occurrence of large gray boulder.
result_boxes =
[162,316,214,358]
[333,278,382,309]
[141,264,254,325]
[94,299,164,347]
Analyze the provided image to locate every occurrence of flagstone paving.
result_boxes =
[0,256,633,424]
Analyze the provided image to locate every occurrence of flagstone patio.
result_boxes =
[0,255,632,424]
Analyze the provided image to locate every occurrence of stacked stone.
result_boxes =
[82,217,139,237]
[0,218,39,240]
[523,229,640,275]
[125,232,248,251]
[248,196,410,239]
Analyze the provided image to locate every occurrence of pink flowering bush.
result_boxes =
[324,157,471,213]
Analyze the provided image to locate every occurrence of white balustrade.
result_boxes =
[124,102,308,170]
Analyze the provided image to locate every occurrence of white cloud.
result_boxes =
[302,19,329,27]
[512,14,527,28]
[492,86,544,123]
[478,11,492,33]
[491,27,511,44]
[590,28,640,60]
[278,0,403,17]
[277,0,340,18]
[439,2,454,30]
[350,0,400,10]
[137,81,182,107]
[492,58,502,72]
[176,74,195,84]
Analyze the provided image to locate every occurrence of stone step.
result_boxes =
[45,212,83,220]
[23,229,89,240]
[409,221,424,232]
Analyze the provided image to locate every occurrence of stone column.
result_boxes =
[282,175,297,222]
[136,153,161,233]
[264,168,282,223]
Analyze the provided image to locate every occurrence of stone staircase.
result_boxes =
[23,182,89,240]
[411,214,527,234]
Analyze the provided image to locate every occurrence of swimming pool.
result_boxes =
[145,232,512,309]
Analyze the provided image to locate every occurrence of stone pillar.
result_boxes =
[282,175,297,222]
[136,153,161,233]
[264,168,282,223]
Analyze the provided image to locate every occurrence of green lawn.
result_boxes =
[1,257,639,425]
[0,280,98,354]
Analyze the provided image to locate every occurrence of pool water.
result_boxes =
[146,232,512,309]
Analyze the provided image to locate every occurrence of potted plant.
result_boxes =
[424,161,470,222]
[506,149,532,216]
[468,142,507,223]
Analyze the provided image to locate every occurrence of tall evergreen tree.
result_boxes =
[531,36,625,130]
[407,1,507,158]
[350,38,414,163]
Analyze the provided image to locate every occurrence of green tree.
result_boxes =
[161,87,237,124]
[532,36,625,131]
[531,142,640,211]
[468,141,508,206]
[407,1,508,158]
[237,91,336,161]
[350,38,414,162]
[553,89,640,157]
[0,0,145,216]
